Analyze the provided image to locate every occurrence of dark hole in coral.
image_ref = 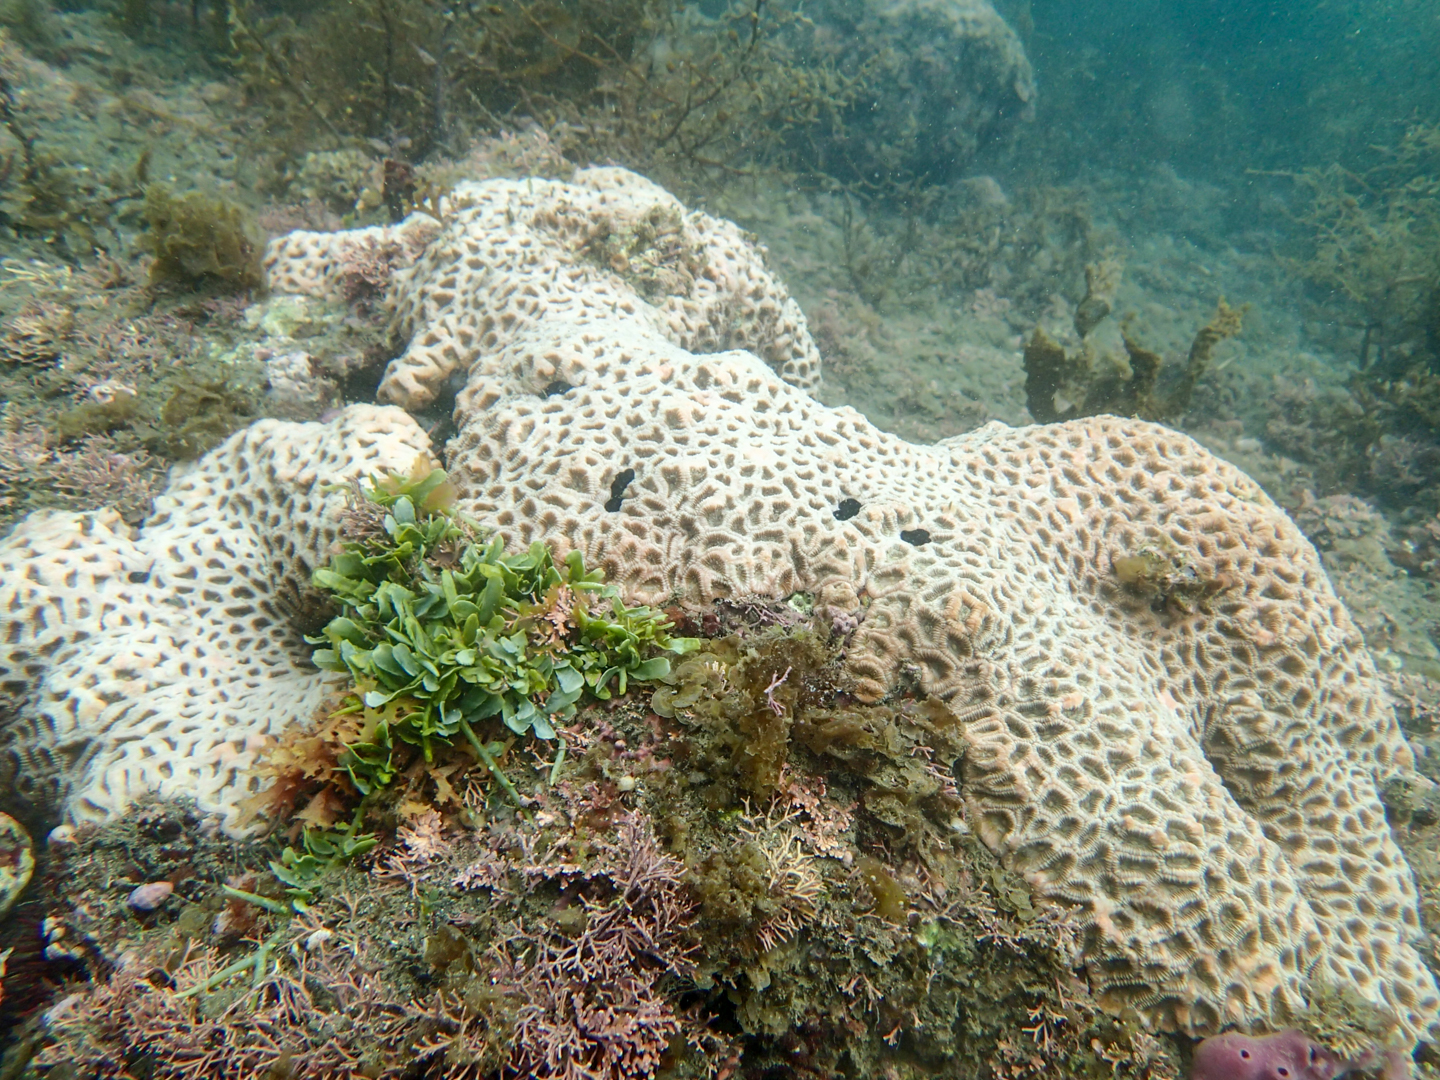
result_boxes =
[127,570,151,584]
[834,497,861,521]
[899,528,931,546]
[543,380,574,398]
[604,468,636,513]
[337,336,392,407]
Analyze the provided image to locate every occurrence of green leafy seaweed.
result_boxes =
[309,464,698,797]
[269,823,378,905]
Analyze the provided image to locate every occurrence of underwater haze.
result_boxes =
[1,1,1440,1078]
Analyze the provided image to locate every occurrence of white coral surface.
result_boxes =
[0,405,429,834]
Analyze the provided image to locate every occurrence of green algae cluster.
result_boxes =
[310,465,696,795]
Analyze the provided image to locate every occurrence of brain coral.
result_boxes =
[265,167,1440,1043]
[0,405,429,833]
[264,166,822,410]
[1,166,1433,1048]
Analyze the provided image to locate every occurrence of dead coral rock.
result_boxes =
[809,0,1036,185]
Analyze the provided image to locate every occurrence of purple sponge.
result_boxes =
[1191,1030,1410,1080]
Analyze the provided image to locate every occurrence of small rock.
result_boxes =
[43,993,84,1025]
[1382,771,1440,827]
[42,916,83,962]
[956,175,1010,208]
[127,881,174,912]
[0,811,35,921]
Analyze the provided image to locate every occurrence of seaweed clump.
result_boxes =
[1258,364,1440,511]
[157,379,263,459]
[1268,124,1440,508]
[22,604,1187,1080]
[253,460,695,824]
[141,185,263,293]
[643,617,1182,1078]
[1285,122,1440,368]
[1023,256,1244,423]
[1111,536,1234,615]
[50,376,261,460]
[229,0,871,192]
[653,628,838,800]
[228,0,648,159]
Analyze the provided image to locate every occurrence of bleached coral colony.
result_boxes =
[3,166,1436,1054]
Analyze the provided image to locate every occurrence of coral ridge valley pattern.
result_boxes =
[2,166,1436,1046]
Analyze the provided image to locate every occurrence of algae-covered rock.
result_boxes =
[153,378,260,459]
[0,0,59,52]
[24,616,1186,1080]
[0,811,34,920]
[805,0,1036,185]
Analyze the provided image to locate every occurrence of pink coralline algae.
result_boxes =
[1191,1030,1411,1080]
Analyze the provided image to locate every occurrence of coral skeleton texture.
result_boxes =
[2,165,1435,1046]
[0,405,430,832]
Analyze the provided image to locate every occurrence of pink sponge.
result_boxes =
[1192,1031,1345,1080]
[1191,1030,1410,1080]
